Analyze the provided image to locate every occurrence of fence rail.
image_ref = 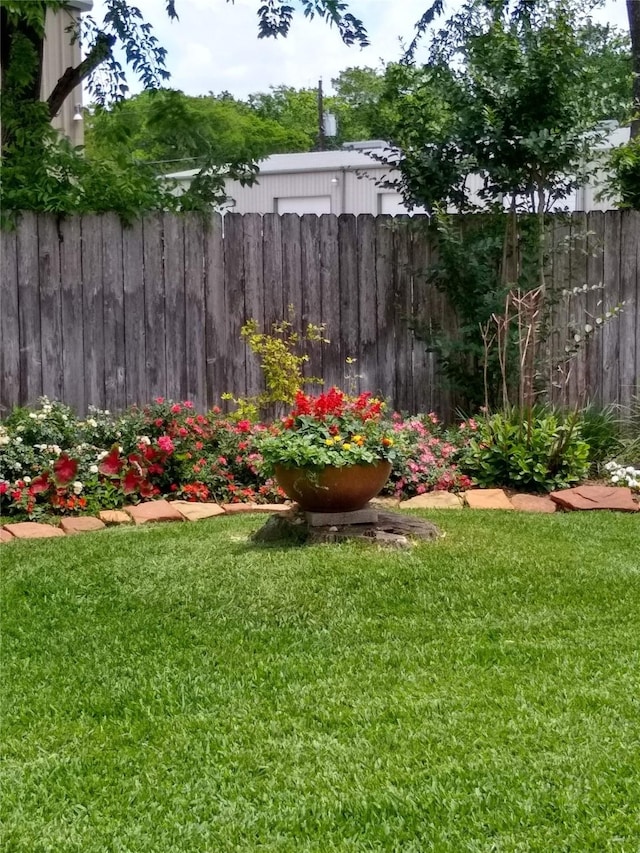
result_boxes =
[1,210,638,419]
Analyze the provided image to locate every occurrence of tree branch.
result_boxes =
[46,32,114,119]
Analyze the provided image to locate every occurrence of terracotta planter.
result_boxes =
[274,461,392,512]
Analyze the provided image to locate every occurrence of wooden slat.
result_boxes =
[601,210,622,410]
[300,214,323,389]
[568,212,588,407]
[184,213,206,409]
[0,227,20,415]
[163,214,187,403]
[410,217,434,414]
[319,214,341,390]
[635,213,640,412]
[281,213,303,320]
[223,213,246,400]
[102,213,126,412]
[584,211,605,406]
[38,215,63,402]
[59,217,84,414]
[549,216,572,407]
[357,214,377,396]
[16,214,43,404]
[122,220,146,407]
[618,210,639,411]
[242,213,264,398]
[394,217,413,411]
[262,213,283,331]
[338,214,359,394]
[143,213,166,402]
[375,215,396,405]
[205,213,226,408]
[81,215,105,410]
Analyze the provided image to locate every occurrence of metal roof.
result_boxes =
[166,149,390,181]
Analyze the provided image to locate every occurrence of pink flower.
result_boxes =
[183,400,194,409]
[155,397,165,404]
[170,404,182,414]
[157,435,175,454]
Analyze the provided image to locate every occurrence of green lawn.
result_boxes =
[2,511,639,852]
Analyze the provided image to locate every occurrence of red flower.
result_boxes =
[30,472,51,495]
[293,390,312,416]
[53,453,78,486]
[170,404,182,414]
[155,418,164,428]
[0,482,8,495]
[139,480,156,498]
[121,468,142,494]
[99,446,124,477]
[236,419,251,433]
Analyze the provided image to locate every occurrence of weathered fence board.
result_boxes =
[1,211,638,419]
[81,215,105,410]
[143,213,166,402]
[0,228,19,416]
[102,213,126,412]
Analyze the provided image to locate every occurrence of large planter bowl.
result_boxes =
[274,461,392,512]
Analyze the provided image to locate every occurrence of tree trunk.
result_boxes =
[628,0,640,137]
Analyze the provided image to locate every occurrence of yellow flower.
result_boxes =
[325,438,334,446]
[353,434,364,446]
[382,437,394,447]
[342,443,352,451]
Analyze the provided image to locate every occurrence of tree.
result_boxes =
[377,0,631,407]
[0,0,367,219]
[85,90,309,168]
[628,0,640,137]
[383,0,630,216]
[247,85,321,150]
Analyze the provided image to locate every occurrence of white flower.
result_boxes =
[626,466,637,475]
[29,412,38,419]
[611,475,620,483]
[14,436,23,445]
[96,450,108,461]
[23,476,32,484]
[89,464,98,474]
[73,481,84,495]
[86,418,98,428]
[0,435,9,446]
[138,436,151,446]
[604,461,617,472]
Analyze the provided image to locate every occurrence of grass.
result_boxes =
[2,510,639,852]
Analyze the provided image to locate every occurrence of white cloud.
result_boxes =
[90,0,631,99]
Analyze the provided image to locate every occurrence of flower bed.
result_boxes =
[0,395,473,520]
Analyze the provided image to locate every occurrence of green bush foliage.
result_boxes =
[461,407,590,492]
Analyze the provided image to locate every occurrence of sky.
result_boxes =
[89,0,631,100]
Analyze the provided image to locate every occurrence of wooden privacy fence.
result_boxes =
[1,210,638,419]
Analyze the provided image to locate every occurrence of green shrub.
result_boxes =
[461,408,590,492]
[579,404,622,473]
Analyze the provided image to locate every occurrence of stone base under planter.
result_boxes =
[251,504,442,549]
